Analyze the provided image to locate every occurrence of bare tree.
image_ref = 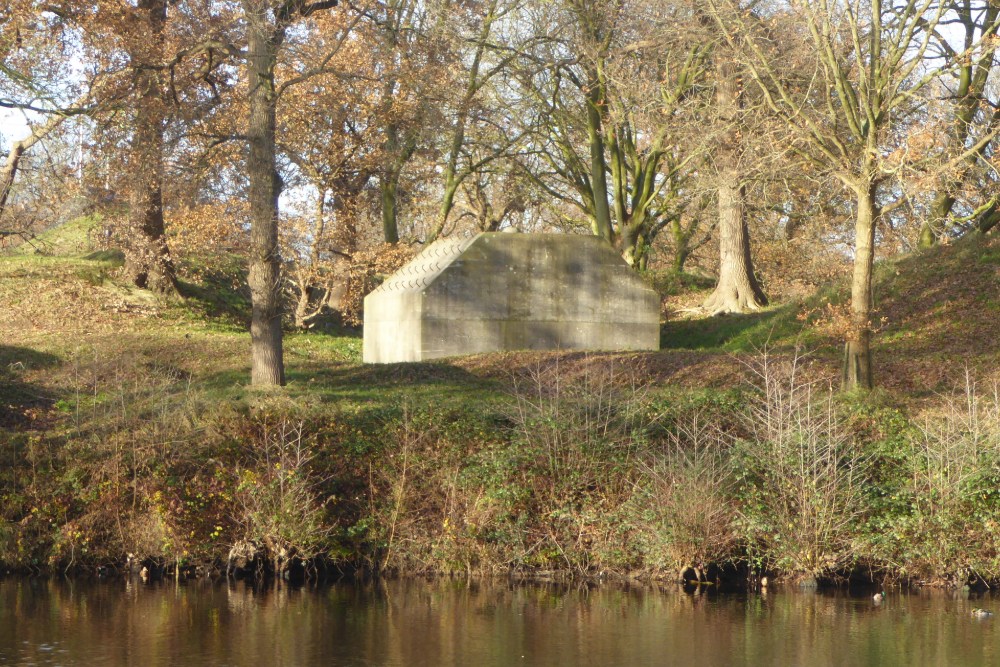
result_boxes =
[919,1,1000,247]
[0,112,76,227]
[426,0,531,242]
[707,0,990,389]
[514,0,711,267]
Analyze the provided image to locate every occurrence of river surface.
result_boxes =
[1,577,998,666]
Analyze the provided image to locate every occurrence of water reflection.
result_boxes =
[0,577,997,666]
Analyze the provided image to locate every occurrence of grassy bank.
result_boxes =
[1,224,999,587]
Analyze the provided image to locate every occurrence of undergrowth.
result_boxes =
[1,345,999,589]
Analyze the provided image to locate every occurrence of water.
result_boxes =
[0,577,998,666]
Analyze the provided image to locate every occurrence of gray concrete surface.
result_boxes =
[363,233,660,363]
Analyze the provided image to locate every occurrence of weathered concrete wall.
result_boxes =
[363,233,660,363]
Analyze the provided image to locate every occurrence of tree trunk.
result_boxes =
[294,284,316,329]
[976,201,1000,235]
[585,70,614,244]
[380,119,415,245]
[670,217,691,274]
[245,8,286,386]
[702,173,767,314]
[620,223,640,267]
[427,178,459,243]
[918,191,954,249]
[842,181,878,391]
[381,168,400,244]
[920,4,999,249]
[703,60,766,314]
[123,0,179,297]
[0,142,27,221]
[292,191,327,329]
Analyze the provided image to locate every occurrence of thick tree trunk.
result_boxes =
[246,9,286,386]
[702,174,767,314]
[703,60,766,314]
[123,0,178,297]
[842,182,878,391]
[619,226,650,270]
[620,224,641,267]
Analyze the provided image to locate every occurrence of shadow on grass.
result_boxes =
[199,359,508,457]
[177,278,252,324]
[0,345,61,428]
[291,317,362,339]
[661,302,805,352]
[0,346,61,370]
[202,358,503,410]
[81,249,125,263]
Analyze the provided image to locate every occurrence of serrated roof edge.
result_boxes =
[370,234,481,295]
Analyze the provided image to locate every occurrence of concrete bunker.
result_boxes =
[362,233,661,363]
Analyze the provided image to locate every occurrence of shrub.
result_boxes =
[875,374,1000,585]
[504,356,653,573]
[631,411,739,580]
[736,350,872,583]
[231,419,336,574]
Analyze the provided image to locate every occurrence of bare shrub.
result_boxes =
[894,372,1000,584]
[358,405,495,575]
[506,356,654,573]
[632,412,738,580]
[232,419,335,574]
[508,356,650,491]
[737,350,872,582]
[365,407,439,572]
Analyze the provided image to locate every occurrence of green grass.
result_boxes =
[642,269,716,298]
[2,217,998,424]
[662,304,801,351]
[5,215,105,258]
[173,252,252,326]
[0,253,119,271]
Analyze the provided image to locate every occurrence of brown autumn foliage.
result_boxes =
[340,243,418,327]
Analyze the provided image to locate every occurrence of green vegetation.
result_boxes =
[0,230,999,587]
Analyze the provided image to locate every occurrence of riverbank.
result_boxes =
[1,228,1000,587]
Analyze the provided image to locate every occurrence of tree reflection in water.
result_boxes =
[0,577,996,666]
